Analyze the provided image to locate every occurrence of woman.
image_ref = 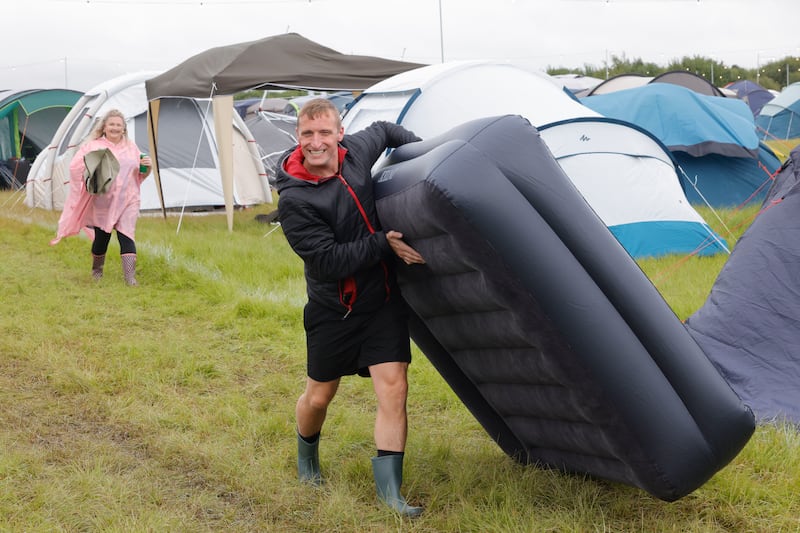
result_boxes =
[50,109,152,286]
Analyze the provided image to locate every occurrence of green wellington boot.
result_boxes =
[371,454,423,518]
[297,432,322,485]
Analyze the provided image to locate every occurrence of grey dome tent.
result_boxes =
[685,145,800,424]
[650,70,726,97]
[726,80,775,117]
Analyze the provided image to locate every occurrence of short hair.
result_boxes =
[297,98,341,128]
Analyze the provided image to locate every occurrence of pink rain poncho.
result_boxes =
[50,136,149,245]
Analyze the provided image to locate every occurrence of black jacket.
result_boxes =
[276,121,420,317]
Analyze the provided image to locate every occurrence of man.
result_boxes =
[275,98,425,517]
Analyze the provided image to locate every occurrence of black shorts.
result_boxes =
[304,297,412,382]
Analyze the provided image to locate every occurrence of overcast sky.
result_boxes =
[3,0,798,93]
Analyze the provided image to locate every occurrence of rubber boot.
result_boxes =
[371,454,423,518]
[121,253,138,286]
[91,253,106,281]
[297,432,322,485]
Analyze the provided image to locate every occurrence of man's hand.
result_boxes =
[386,230,425,265]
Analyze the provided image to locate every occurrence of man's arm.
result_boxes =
[279,195,392,280]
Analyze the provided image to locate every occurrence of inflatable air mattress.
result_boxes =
[373,115,754,501]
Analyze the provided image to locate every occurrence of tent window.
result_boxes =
[157,98,215,169]
[0,114,13,160]
[59,106,90,156]
[26,108,69,158]
[133,113,148,152]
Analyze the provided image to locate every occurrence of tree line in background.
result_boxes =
[547,54,800,91]
[236,54,799,102]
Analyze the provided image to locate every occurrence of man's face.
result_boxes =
[297,111,344,176]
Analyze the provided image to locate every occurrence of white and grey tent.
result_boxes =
[25,71,270,212]
[342,60,599,141]
[538,117,728,258]
[243,110,296,185]
[585,74,653,96]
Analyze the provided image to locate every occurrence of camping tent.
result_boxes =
[551,74,604,97]
[756,82,800,160]
[650,71,726,97]
[25,71,269,212]
[582,83,781,207]
[685,145,800,424]
[282,92,354,116]
[538,117,728,257]
[144,32,424,229]
[241,97,291,116]
[342,62,729,257]
[585,74,652,96]
[341,60,599,140]
[243,110,296,185]
[587,71,724,98]
[726,80,775,117]
[0,88,82,187]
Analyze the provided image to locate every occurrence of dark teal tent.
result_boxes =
[0,88,82,187]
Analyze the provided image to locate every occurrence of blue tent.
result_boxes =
[726,80,775,116]
[756,82,800,159]
[582,84,780,207]
[686,146,800,424]
[672,144,781,206]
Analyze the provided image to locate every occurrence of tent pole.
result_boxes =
[213,95,235,232]
[146,99,167,220]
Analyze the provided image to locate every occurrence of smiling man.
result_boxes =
[275,98,425,517]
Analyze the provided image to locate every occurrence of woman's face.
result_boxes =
[103,116,125,143]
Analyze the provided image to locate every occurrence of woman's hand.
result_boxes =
[386,230,425,265]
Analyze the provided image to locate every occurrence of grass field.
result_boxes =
[1,189,798,532]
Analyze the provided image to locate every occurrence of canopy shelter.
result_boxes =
[145,33,424,229]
